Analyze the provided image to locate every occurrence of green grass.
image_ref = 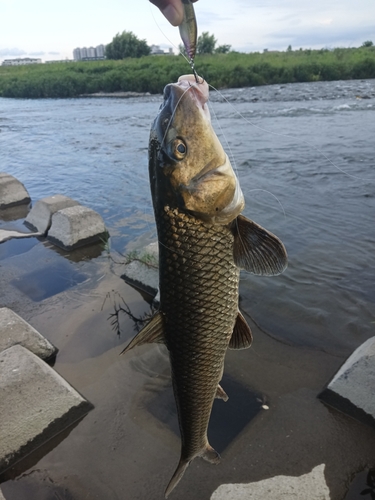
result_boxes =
[1,46,374,98]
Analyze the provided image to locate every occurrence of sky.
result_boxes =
[1,0,374,62]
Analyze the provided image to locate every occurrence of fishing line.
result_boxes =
[149,4,193,67]
[208,99,286,218]
[150,4,374,183]
[207,83,374,183]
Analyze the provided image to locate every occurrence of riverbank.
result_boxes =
[0,46,374,98]
[0,232,374,499]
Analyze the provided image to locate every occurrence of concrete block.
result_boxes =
[47,205,107,251]
[211,464,330,500]
[319,336,375,429]
[0,173,30,209]
[0,345,93,474]
[25,194,80,234]
[0,307,57,360]
[121,242,159,298]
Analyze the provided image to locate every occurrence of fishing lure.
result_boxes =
[179,0,199,82]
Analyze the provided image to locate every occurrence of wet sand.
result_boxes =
[1,236,375,499]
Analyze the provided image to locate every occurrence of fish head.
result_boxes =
[149,74,244,224]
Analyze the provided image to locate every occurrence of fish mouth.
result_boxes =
[177,74,209,108]
[165,74,210,121]
[188,155,232,185]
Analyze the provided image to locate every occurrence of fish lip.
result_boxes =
[165,75,210,120]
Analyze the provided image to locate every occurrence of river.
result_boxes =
[0,78,374,499]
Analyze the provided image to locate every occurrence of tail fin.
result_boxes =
[165,444,220,497]
[165,458,190,498]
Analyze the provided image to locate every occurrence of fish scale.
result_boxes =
[157,206,239,461]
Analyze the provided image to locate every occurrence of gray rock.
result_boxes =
[211,464,330,500]
[0,173,30,209]
[121,242,159,298]
[0,345,93,474]
[0,307,57,360]
[47,205,107,251]
[319,336,375,429]
[25,194,80,234]
[0,487,5,500]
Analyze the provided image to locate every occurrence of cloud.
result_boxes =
[48,51,60,55]
[269,24,375,49]
[29,51,45,56]
[0,47,26,56]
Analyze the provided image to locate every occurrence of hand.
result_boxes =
[149,0,198,26]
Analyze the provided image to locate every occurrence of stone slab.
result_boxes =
[211,464,330,500]
[25,194,80,234]
[0,229,41,244]
[121,242,159,298]
[47,205,107,251]
[0,173,31,209]
[319,336,375,429]
[0,345,93,474]
[0,307,57,360]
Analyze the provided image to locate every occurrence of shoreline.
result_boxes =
[79,91,152,98]
[0,234,375,499]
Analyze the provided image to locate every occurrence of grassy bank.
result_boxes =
[1,46,374,98]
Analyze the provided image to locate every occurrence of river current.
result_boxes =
[1,78,374,357]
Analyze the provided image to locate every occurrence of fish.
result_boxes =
[121,74,288,497]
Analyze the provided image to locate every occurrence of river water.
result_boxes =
[1,79,375,499]
[1,78,374,356]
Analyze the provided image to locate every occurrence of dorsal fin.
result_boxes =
[120,311,165,355]
[231,214,288,275]
[229,311,253,350]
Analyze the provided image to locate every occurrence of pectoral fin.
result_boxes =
[120,311,165,355]
[232,214,288,275]
[229,311,253,349]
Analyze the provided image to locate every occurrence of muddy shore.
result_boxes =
[0,235,374,500]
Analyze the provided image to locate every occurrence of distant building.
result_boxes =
[150,45,174,55]
[73,44,106,61]
[45,59,74,64]
[1,57,42,66]
[96,44,105,58]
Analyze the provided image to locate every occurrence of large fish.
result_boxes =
[122,74,287,497]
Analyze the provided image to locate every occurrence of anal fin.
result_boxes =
[201,443,221,464]
[229,311,253,350]
[216,384,229,401]
[120,311,165,355]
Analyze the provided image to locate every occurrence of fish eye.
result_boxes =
[173,139,187,160]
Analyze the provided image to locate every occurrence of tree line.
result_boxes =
[105,30,231,59]
[0,44,374,98]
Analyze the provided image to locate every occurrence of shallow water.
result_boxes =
[1,79,375,499]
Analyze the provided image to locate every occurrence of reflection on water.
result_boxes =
[11,260,88,301]
[344,469,375,500]
[146,373,263,454]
